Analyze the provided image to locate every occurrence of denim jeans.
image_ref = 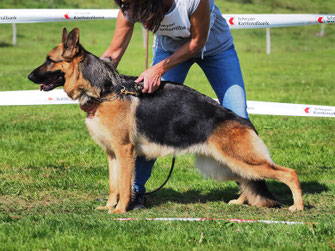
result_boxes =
[134,45,249,194]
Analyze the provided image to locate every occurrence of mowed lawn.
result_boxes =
[0,4,335,250]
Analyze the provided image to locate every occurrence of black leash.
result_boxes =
[140,156,176,196]
[94,156,176,202]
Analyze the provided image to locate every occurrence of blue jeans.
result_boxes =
[134,46,248,194]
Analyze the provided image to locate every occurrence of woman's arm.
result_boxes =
[136,0,210,93]
[101,10,134,67]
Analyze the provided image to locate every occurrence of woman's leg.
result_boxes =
[196,46,249,119]
[134,49,194,194]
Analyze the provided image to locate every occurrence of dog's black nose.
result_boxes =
[28,72,35,82]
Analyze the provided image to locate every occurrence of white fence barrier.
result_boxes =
[0,89,334,118]
[1,10,334,52]
[1,9,334,28]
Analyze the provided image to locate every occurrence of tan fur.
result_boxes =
[86,97,138,213]
[205,122,303,211]
[45,44,100,100]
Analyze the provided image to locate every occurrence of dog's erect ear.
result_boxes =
[62,28,80,60]
[66,28,79,48]
[62,27,68,43]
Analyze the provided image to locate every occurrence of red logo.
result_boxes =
[64,13,70,19]
[229,17,235,25]
[318,17,324,23]
[304,107,310,114]
[48,97,53,100]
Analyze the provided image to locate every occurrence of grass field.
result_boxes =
[1,1,335,250]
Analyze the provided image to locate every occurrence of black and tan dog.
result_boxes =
[28,28,304,214]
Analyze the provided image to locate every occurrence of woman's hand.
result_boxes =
[135,64,165,93]
[134,0,209,94]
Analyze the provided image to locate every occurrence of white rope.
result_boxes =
[114,218,305,225]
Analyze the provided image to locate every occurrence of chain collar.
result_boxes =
[91,85,140,103]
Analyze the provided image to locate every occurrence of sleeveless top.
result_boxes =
[153,0,234,58]
[125,0,233,58]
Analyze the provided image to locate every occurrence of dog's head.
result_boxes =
[28,27,127,101]
[28,28,80,92]
[28,27,115,101]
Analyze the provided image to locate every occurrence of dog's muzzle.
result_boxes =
[28,69,65,91]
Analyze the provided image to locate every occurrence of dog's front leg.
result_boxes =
[96,152,119,211]
[112,144,135,214]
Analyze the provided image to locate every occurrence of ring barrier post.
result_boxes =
[266,28,271,54]
[12,23,17,46]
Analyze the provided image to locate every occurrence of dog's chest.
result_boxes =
[85,116,112,152]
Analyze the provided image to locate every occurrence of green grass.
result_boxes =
[1,1,335,250]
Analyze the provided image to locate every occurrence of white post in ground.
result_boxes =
[12,23,17,46]
[320,23,326,37]
[266,28,271,54]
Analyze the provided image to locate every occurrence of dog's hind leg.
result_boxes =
[209,125,303,211]
[96,152,119,211]
[195,155,280,207]
[231,180,281,208]
[237,164,303,211]
[263,164,303,212]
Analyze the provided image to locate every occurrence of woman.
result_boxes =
[102,0,249,209]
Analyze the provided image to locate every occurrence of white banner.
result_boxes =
[247,100,335,117]
[0,9,119,23]
[0,89,334,118]
[224,14,335,29]
[0,89,77,106]
[0,9,334,29]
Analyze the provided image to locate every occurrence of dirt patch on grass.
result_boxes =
[0,191,96,214]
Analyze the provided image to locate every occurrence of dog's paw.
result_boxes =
[108,208,127,214]
[228,199,245,205]
[289,204,304,212]
[262,199,282,208]
[96,205,114,211]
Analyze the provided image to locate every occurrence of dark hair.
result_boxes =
[114,0,165,33]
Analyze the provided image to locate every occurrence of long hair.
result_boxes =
[114,0,165,33]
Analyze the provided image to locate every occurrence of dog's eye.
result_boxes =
[46,56,62,64]
[45,59,52,66]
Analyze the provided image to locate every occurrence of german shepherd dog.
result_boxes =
[28,28,304,214]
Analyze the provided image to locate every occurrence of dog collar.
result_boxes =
[81,85,140,119]
[92,86,139,103]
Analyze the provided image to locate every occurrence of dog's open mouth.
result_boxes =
[40,73,65,92]
[40,79,61,92]
[28,70,65,92]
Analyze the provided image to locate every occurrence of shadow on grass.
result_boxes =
[149,186,239,207]
[0,41,12,47]
[147,180,328,208]
[300,181,329,194]
[266,180,329,196]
